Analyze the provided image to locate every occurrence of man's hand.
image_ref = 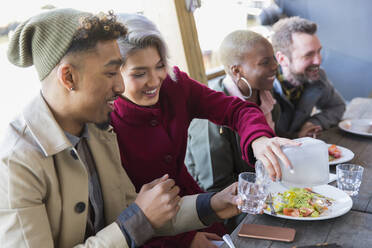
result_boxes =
[135,174,181,228]
[251,136,300,181]
[190,232,222,248]
[298,121,322,138]
[210,182,241,220]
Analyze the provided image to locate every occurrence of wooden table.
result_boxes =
[222,124,372,247]
[318,127,372,213]
[221,210,372,248]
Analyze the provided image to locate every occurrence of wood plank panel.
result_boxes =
[142,0,207,84]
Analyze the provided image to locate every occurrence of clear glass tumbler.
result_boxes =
[336,164,364,196]
[238,172,267,214]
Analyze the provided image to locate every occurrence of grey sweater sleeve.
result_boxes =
[196,192,224,225]
[116,203,155,248]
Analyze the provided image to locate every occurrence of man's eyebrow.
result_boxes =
[304,46,322,57]
[304,50,315,56]
[104,58,124,67]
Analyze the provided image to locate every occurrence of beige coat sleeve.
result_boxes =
[0,155,129,248]
[0,153,205,248]
[154,195,207,236]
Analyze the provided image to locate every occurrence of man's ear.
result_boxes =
[56,63,78,91]
[275,51,290,67]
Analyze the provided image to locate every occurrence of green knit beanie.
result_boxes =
[7,8,90,81]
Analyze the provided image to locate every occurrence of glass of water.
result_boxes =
[336,164,364,196]
[238,172,268,214]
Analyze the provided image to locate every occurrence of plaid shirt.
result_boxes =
[276,70,305,106]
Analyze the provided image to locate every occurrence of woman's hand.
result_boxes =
[251,136,300,181]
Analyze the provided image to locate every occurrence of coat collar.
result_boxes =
[114,96,161,119]
[273,78,284,96]
[22,92,72,157]
[22,92,116,157]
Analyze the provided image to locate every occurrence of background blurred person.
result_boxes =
[271,16,345,138]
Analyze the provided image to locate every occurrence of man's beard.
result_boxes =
[95,113,111,130]
[288,65,320,86]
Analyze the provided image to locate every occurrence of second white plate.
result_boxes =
[338,119,372,137]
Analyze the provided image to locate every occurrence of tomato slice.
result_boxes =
[300,207,314,217]
[283,208,300,217]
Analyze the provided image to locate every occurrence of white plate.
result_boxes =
[338,119,372,137]
[328,144,354,165]
[264,183,352,221]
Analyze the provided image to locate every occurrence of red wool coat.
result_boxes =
[111,67,274,247]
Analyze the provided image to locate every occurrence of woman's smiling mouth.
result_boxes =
[144,88,157,96]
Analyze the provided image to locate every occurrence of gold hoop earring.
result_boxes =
[238,76,252,99]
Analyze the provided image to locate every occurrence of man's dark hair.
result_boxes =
[271,16,317,58]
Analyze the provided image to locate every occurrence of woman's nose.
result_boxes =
[147,70,162,87]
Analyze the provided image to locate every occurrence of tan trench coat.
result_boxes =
[0,93,205,248]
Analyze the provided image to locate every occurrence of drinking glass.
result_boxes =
[238,172,267,214]
[336,164,364,196]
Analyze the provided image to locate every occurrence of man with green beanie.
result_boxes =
[0,8,241,248]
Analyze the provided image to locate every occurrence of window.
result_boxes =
[193,0,274,75]
[0,0,275,135]
[0,1,146,136]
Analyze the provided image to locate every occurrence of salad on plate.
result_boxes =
[270,188,335,218]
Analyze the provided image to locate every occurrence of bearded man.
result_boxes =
[272,16,345,138]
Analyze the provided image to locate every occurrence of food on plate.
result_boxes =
[328,144,342,161]
[270,188,334,217]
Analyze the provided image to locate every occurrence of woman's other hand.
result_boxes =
[251,136,300,181]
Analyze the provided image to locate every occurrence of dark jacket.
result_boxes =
[273,68,346,138]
